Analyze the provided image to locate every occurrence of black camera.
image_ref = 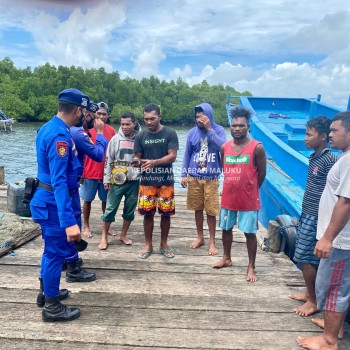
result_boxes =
[22,177,39,205]
[75,239,88,252]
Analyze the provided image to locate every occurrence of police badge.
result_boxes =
[110,162,129,185]
[56,141,68,157]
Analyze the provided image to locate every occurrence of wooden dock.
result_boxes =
[0,186,349,349]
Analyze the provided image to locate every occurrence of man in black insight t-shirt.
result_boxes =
[133,103,179,259]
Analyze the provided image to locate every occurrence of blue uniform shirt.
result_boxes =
[70,126,108,177]
[31,116,81,229]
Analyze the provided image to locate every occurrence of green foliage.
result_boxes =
[110,103,144,124]
[0,57,251,125]
[0,93,34,121]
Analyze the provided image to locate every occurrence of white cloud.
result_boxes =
[0,0,350,108]
[131,46,166,78]
[0,0,126,70]
[286,12,350,55]
[167,65,193,82]
[180,61,350,109]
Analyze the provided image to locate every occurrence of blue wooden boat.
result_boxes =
[226,94,350,229]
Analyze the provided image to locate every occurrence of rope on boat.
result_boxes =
[263,219,299,254]
[0,240,16,256]
[278,223,299,235]
[267,159,291,179]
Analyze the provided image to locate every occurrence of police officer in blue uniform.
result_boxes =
[35,102,109,307]
[30,88,90,322]
[71,101,108,179]
[59,101,108,283]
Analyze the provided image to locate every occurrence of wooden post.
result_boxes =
[0,165,4,185]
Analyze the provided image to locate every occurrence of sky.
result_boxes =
[1,0,350,109]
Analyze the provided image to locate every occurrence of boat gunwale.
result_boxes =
[227,96,310,188]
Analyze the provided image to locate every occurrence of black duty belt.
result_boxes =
[37,181,75,196]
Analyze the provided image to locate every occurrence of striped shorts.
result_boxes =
[316,248,350,312]
[293,212,320,265]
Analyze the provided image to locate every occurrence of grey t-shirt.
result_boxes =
[134,126,179,186]
[317,150,350,249]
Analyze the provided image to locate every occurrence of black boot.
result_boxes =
[66,259,96,283]
[62,257,83,271]
[42,296,80,322]
[36,277,69,308]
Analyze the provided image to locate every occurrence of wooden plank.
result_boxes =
[0,322,319,350]
[0,254,304,275]
[0,166,4,185]
[0,269,303,296]
[0,340,130,350]
[0,288,309,313]
[0,339,150,350]
[0,302,324,332]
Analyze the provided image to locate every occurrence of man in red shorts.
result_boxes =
[133,103,179,259]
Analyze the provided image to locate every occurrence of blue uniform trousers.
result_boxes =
[35,195,81,298]
[64,193,81,264]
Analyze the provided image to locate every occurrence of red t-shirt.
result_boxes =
[221,139,261,210]
[83,124,115,179]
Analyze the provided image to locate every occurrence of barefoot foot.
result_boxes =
[98,240,108,250]
[288,292,309,302]
[212,258,232,269]
[190,238,205,249]
[208,245,218,256]
[82,227,92,238]
[293,300,318,317]
[246,265,257,282]
[311,318,344,339]
[297,335,338,350]
[108,229,117,236]
[119,236,132,245]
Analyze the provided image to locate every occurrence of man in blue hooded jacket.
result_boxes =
[181,103,226,255]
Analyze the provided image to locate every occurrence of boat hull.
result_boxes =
[226,95,343,228]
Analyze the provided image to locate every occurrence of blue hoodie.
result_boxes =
[181,103,226,179]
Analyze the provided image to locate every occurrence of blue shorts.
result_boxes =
[80,179,107,202]
[293,213,320,265]
[316,248,350,313]
[219,208,258,234]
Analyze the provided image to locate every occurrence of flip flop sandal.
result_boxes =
[138,250,153,259]
[159,248,175,258]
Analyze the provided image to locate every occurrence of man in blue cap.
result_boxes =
[36,101,104,308]
[30,88,90,322]
[58,101,109,282]
[70,101,108,179]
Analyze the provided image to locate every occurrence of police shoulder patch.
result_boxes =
[56,141,68,157]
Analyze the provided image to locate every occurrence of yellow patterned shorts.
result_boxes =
[138,185,175,216]
[186,176,219,216]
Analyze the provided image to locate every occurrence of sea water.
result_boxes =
[0,122,231,189]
